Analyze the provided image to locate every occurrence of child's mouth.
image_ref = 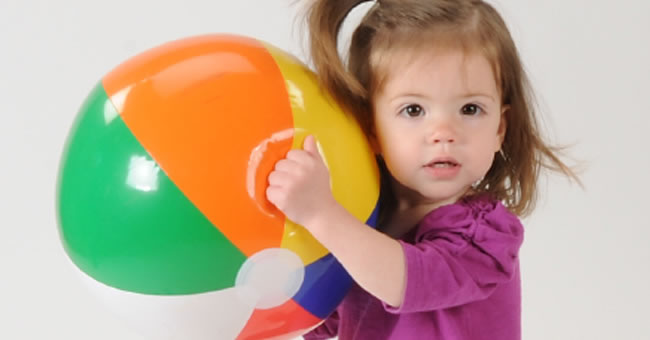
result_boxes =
[430,161,458,168]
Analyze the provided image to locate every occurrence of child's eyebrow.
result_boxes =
[386,92,498,104]
[460,93,497,103]
[388,92,428,103]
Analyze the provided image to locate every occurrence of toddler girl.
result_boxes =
[266,1,578,339]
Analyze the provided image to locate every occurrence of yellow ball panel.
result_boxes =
[263,43,380,265]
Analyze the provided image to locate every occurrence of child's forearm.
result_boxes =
[305,202,407,307]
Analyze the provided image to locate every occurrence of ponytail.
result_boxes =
[307,0,375,132]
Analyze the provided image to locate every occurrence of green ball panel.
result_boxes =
[57,82,247,295]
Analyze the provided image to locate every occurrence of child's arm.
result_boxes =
[266,135,406,307]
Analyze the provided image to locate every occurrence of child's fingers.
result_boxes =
[267,169,292,186]
[265,186,285,208]
[285,149,311,163]
[273,158,297,173]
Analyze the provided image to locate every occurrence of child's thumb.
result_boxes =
[303,135,322,159]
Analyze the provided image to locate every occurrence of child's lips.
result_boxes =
[424,157,461,178]
[425,157,460,167]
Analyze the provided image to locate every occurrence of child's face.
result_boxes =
[372,48,506,206]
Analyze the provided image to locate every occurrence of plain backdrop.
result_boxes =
[1,0,649,339]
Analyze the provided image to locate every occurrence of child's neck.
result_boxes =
[379,201,436,239]
[379,181,474,239]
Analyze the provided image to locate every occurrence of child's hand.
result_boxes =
[266,135,337,229]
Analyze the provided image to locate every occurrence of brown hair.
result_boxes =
[304,0,580,217]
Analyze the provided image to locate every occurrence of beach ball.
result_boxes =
[56,34,379,340]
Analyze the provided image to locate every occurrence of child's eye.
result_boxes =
[461,104,483,116]
[399,104,424,118]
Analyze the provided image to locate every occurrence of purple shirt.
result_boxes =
[304,194,524,340]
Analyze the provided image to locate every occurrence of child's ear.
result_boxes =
[496,105,509,151]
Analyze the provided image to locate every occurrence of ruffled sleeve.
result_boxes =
[384,195,524,314]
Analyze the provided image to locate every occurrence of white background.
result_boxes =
[1,0,649,339]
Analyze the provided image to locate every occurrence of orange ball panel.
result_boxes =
[102,35,292,256]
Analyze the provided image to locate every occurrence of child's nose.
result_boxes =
[433,135,455,143]
[427,119,457,144]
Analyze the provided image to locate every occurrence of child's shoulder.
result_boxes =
[415,194,524,244]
